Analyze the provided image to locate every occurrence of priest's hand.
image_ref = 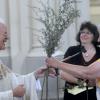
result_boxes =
[34,67,56,79]
[13,84,25,97]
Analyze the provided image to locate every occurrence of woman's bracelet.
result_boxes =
[77,78,86,88]
[55,68,62,78]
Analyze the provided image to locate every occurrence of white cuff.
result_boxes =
[36,79,41,91]
[0,90,13,99]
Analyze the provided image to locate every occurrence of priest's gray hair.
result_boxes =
[0,18,6,25]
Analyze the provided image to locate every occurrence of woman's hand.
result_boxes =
[34,67,56,79]
[46,57,60,68]
[34,67,47,79]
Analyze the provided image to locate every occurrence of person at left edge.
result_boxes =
[0,18,55,100]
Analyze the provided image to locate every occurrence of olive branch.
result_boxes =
[32,0,79,57]
[31,0,79,99]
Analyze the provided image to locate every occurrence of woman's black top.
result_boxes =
[63,45,100,100]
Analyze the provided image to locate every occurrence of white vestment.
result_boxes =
[0,61,41,100]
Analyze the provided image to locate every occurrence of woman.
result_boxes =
[46,22,100,100]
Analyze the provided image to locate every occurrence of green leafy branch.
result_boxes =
[32,0,79,57]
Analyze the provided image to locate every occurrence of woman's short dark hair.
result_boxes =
[76,21,99,46]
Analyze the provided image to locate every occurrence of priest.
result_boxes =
[0,18,54,100]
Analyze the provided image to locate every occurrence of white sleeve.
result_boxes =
[27,72,41,91]
[12,72,41,100]
[17,72,41,91]
[35,79,41,91]
[0,90,13,100]
[17,72,40,100]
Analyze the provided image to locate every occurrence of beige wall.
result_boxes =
[90,1,100,24]
[90,6,100,24]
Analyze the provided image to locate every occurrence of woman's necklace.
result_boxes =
[82,47,96,58]
[84,53,89,57]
